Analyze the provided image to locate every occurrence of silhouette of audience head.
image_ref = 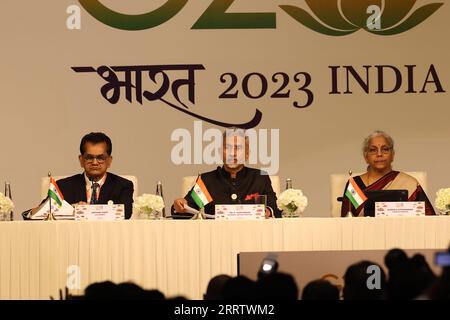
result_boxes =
[84,281,164,300]
[437,246,450,299]
[78,247,449,301]
[302,279,340,300]
[343,260,386,300]
[384,248,412,299]
[384,248,436,299]
[256,272,299,300]
[84,281,119,300]
[384,248,408,270]
[410,253,436,292]
[222,276,258,300]
[204,274,232,300]
[422,245,450,300]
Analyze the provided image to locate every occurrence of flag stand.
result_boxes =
[346,170,353,218]
[199,208,205,220]
[192,208,205,220]
[44,172,56,221]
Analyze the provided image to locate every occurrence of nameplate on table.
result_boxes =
[215,204,265,220]
[375,201,425,217]
[75,204,125,220]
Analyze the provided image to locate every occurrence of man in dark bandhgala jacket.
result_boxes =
[172,128,281,218]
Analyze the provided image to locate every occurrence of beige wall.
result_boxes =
[1,1,449,218]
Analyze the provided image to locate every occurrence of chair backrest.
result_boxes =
[181,175,281,198]
[41,175,139,200]
[329,171,427,217]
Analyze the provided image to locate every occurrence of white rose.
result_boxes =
[435,188,450,214]
[133,194,165,213]
[277,189,308,215]
[0,192,14,213]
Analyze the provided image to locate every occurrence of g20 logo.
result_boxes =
[73,0,443,35]
[282,0,444,35]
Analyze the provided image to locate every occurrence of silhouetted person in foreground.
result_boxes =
[84,281,119,300]
[410,253,437,293]
[420,246,450,300]
[256,272,299,300]
[222,276,258,300]
[384,248,436,299]
[343,261,387,300]
[385,248,413,299]
[302,279,340,300]
[84,281,164,300]
[204,274,232,300]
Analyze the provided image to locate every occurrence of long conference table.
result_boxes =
[0,216,449,300]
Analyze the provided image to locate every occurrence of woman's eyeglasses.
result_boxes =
[367,147,392,155]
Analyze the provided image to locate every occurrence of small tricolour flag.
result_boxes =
[345,177,368,209]
[190,176,213,209]
[48,177,64,207]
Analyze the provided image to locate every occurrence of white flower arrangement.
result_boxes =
[133,194,165,217]
[435,188,450,215]
[277,189,308,217]
[0,192,14,214]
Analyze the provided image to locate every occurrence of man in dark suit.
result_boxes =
[24,132,134,219]
[172,128,281,218]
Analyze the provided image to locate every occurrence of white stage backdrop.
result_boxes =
[1,1,449,218]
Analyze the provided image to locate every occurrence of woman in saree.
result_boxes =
[341,131,435,217]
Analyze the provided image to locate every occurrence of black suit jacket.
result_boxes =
[56,173,134,219]
[173,166,281,218]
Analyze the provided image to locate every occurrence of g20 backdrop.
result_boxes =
[1,0,449,217]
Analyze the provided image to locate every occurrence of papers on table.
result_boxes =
[168,205,215,219]
[27,200,125,221]
[28,199,75,220]
[184,205,215,219]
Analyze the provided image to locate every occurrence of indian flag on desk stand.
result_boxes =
[345,177,368,211]
[48,177,64,208]
[190,176,213,219]
[43,176,64,220]
[29,176,73,220]
[191,176,212,208]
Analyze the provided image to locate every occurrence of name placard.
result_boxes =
[215,204,265,220]
[75,204,125,220]
[375,201,425,217]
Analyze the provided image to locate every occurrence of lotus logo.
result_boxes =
[280,0,443,36]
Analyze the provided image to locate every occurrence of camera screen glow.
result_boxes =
[436,253,450,266]
[262,264,273,272]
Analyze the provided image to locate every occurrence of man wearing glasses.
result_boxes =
[23,132,134,219]
[172,128,281,218]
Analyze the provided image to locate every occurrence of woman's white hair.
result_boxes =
[362,130,395,153]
